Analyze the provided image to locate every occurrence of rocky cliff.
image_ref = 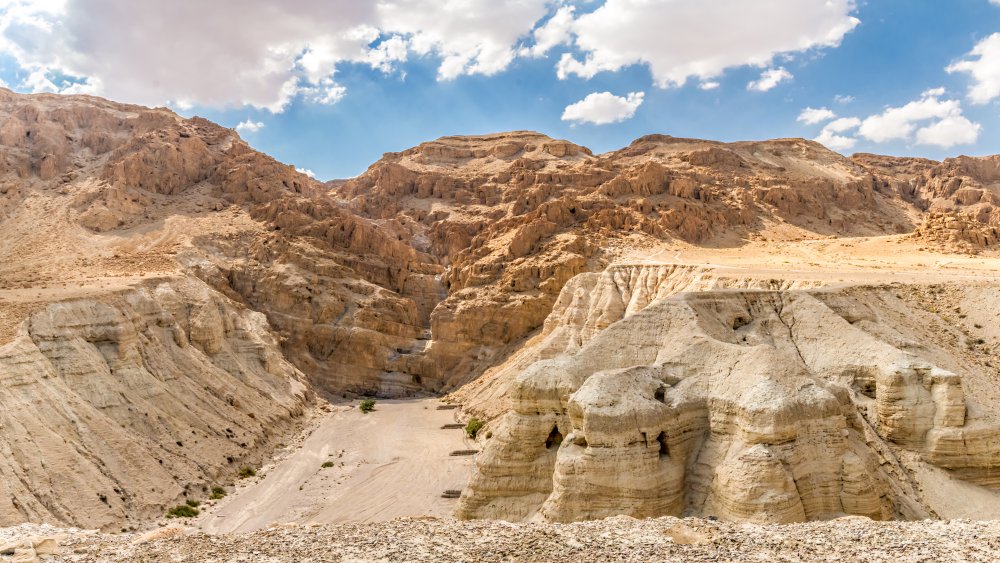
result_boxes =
[3,88,1000,529]
[455,267,1000,523]
[0,278,309,531]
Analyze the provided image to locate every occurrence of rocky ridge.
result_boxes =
[3,88,1000,532]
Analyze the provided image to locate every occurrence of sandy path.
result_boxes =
[200,399,475,533]
[621,235,1000,285]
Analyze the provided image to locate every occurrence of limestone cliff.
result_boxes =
[4,88,1000,531]
[0,278,309,531]
[456,267,1000,523]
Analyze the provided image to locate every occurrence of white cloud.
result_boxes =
[809,88,980,150]
[366,35,409,73]
[698,81,720,90]
[0,0,862,113]
[561,91,644,125]
[296,167,317,178]
[833,94,854,104]
[857,88,974,145]
[947,32,1000,104]
[555,0,858,88]
[797,106,836,124]
[524,5,575,57]
[914,115,981,147]
[747,67,792,92]
[806,88,980,151]
[814,116,860,151]
[378,0,549,80]
[235,119,264,133]
[0,0,551,110]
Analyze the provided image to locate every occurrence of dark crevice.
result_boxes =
[657,431,669,459]
[545,425,563,450]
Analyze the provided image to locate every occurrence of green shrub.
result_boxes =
[238,466,256,479]
[321,461,335,468]
[185,499,201,508]
[209,486,227,500]
[465,417,485,440]
[359,398,376,413]
[166,505,199,518]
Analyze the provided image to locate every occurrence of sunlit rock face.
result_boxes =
[457,273,1000,524]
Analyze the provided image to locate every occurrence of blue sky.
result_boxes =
[0,1,998,179]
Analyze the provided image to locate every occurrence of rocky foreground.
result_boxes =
[2,516,998,562]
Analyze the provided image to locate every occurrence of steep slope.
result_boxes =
[455,266,1000,523]
[336,132,924,390]
[855,153,1000,249]
[4,88,1000,531]
[0,89,438,529]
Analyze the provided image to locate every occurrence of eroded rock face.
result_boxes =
[340,133,911,389]
[855,153,1000,250]
[457,273,1000,524]
[0,278,309,530]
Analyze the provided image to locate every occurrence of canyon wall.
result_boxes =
[0,277,309,531]
[456,267,1000,523]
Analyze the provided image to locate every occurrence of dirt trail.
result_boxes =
[200,399,475,533]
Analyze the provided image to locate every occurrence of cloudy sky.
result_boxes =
[0,1,998,179]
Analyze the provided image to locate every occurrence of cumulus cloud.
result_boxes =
[834,94,855,104]
[378,0,549,80]
[797,107,836,124]
[554,0,858,88]
[914,115,981,147]
[947,32,1000,104]
[808,88,980,151]
[814,117,860,152]
[235,119,264,133]
[561,91,644,125]
[0,0,550,110]
[0,0,863,112]
[524,5,575,57]
[698,81,720,90]
[856,88,979,147]
[747,67,792,92]
[296,167,317,178]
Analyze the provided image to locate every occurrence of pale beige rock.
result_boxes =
[0,278,310,531]
[457,268,1000,524]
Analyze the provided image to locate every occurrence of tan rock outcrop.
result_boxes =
[0,278,309,530]
[457,271,1000,524]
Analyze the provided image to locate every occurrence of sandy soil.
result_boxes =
[623,235,1000,285]
[198,399,475,533]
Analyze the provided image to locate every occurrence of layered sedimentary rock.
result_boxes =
[457,268,1000,524]
[5,86,1000,402]
[339,133,914,388]
[0,278,309,531]
[855,153,1000,249]
[5,88,1000,531]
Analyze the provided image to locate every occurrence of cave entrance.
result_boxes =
[654,386,666,403]
[545,425,563,450]
[656,431,669,459]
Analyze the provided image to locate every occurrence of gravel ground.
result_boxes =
[3,516,1000,562]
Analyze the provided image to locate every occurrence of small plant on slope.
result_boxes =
[465,417,485,439]
[166,505,199,518]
